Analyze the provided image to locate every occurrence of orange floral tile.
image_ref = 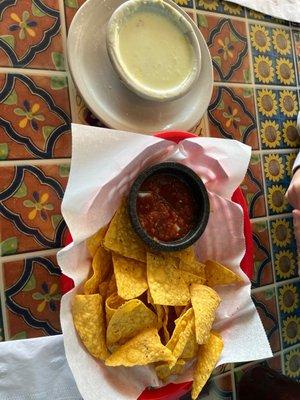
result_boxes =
[0,0,64,70]
[0,163,69,255]
[3,255,61,339]
[0,73,71,159]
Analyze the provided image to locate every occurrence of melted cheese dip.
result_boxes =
[118,10,194,91]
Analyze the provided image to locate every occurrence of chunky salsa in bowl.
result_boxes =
[128,162,210,251]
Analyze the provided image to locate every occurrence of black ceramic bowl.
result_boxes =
[128,162,210,252]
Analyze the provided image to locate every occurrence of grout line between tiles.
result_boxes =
[0,248,61,263]
[252,148,299,155]
[0,158,71,167]
[213,81,298,90]
[0,260,9,341]
[58,0,68,70]
[0,67,67,77]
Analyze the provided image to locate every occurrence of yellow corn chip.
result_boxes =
[169,246,195,264]
[155,359,185,381]
[191,332,224,400]
[72,294,109,360]
[181,325,198,360]
[154,304,164,330]
[86,225,108,257]
[147,289,154,304]
[113,253,148,300]
[84,246,112,295]
[105,328,175,367]
[106,299,157,351]
[103,199,146,262]
[205,260,243,287]
[180,259,206,280]
[174,306,184,317]
[99,280,110,300]
[147,253,190,306]
[166,308,194,368]
[105,292,125,324]
[190,284,221,344]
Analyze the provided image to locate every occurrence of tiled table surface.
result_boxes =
[0,0,299,398]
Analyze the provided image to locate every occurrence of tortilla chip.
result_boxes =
[103,199,146,262]
[106,299,157,351]
[155,359,185,381]
[84,246,112,295]
[166,308,194,367]
[105,292,125,324]
[99,280,110,300]
[161,306,170,344]
[181,325,198,360]
[105,328,175,367]
[86,225,108,257]
[169,246,195,264]
[154,304,164,330]
[113,253,148,300]
[147,253,190,306]
[174,306,184,317]
[191,332,224,400]
[147,289,154,304]
[205,260,243,287]
[180,258,206,280]
[106,274,117,299]
[190,284,221,344]
[72,294,109,360]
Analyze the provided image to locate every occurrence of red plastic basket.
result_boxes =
[61,131,254,400]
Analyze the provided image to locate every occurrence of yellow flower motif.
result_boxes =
[283,120,300,148]
[223,3,242,15]
[286,153,297,177]
[254,55,274,84]
[23,192,54,221]
[257,89,277,117]
[198,0,218,10]
[264,154,284,182]
[261,120,281,148]
[282,316,300,345]
[249,9,264,19]
[279,90,298,117]
[276,58,295,85]
[267,185,287,213]
[250,25,271,52]
[271,219,292,247]
[285,349,300,378]
[10,11,37,40]
[272,28,291,55]
[279,284,299,314]
[275,250,295,279]
[14,100,45,131]
[33,283,60,313]
[174,0,189,5]
[217,37,234,60]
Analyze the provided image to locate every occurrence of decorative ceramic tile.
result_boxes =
[277,281,300,349]
[172,0,193,9]
[196,0,245,17]
[292,30,300,84]
[0,163,69,255]
[0,301,4,341]
[3,255,61,339]
[71,91,105,127]
[256,88,299,150]
[249,24,296,86]
[252,287,281,353]
[198,15,251,83]
[283,345,300,380]
[208,86,258,149]
[64,0,86,31]
[240,153,265,218]
[0,0,64,70]
[246,8,289,26]
[213,363,231,376]
[251,220,273,288]
[0,73,71,160]
[209,373,233,400]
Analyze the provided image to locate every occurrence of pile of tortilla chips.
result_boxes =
[72,199,243,399]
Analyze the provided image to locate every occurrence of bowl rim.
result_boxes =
[106,0,201,102]
[128,161,210,252]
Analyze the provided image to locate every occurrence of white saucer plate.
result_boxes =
[67,0,213,134]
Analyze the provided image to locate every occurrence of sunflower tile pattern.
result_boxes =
[0,0,300,398]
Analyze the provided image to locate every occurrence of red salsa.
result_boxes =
[136,173,197,242]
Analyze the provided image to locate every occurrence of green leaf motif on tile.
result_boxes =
[0,35,15,49]
[197,14,208,27]
[229,31,239,43]
[239,125,247,136]
[23,275,36,292]
[0,143,8,160]
[243,68,251,83]
[213,55,222,68]
[243,87,253,98]
[251,154,261,165]
[59,163,70,177]
[217,99,225,110]
[31,2,45,16]
[14,108,26,116]
[13,182,28,198]
[246,193,254,204]
[32,292,44,300]
[50,76,67,90]
[265,288,274,300]
[255,221,266,232]
[23,199,35,208]
[51,214,63,229]
[1,237,18,256]
[3,89,18,105]
[42,126,55,141]
[65,0,79,8]
[52,52,65,70]
[11,331,27,340]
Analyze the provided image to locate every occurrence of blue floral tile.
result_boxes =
[256,88,299,150]
[246,8,289,26]
[277,281,300,350]
[0,73,71,160]
[270,216,297,254]
[251,220,273,289]
[196,0,245,17]
[249,24,296,86]
[172,0,193,8]
[292,30,300,84]
[3,255,62,339]
[283,345,300,380]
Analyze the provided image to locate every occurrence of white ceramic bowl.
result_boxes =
[106,0,201,102]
